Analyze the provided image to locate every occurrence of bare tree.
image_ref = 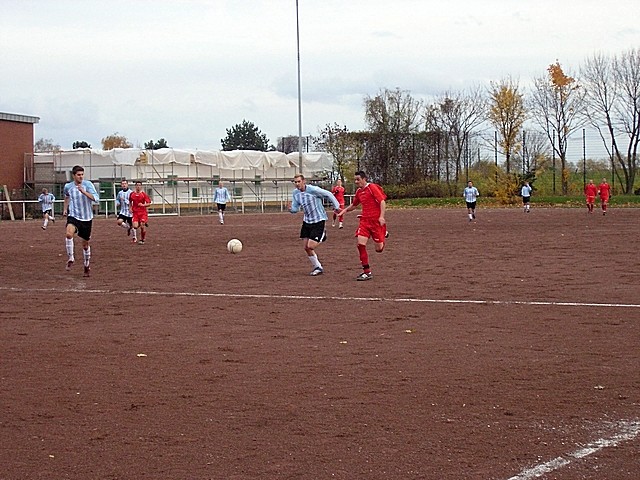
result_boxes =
[314,124,362,182]
[530,61,586,194]
[581,49,640,193]
[613,49,640,192]
[522,130,551,175]
[34,138,61,152]
[581,53,623,188]
[423,87,486,183]
[487,78,527,174]
[363,88,423,183]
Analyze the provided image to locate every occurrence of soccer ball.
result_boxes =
[227,238,243,254]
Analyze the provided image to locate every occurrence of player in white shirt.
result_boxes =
[38,188,55,230]
[521,182,532,213]
[463,180,480,221]
[213,181,232,224]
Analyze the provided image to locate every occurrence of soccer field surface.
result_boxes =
[1,208,639,479]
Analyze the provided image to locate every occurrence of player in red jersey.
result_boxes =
[331,179,346,228]
[598,177,611,215]
[130,181,152,244]
[336,171,387,281]
[584,179,598,214]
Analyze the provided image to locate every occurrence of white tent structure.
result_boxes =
[29,148,335,214]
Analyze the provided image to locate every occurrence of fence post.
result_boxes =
[3,185,16,221]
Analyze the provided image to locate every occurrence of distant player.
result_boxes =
[331,179,346,228]
[289,174,341,276]
[598,177,611,215]
[130,181,152,245]
[584,179,598,213]
[115,179,137,242]
[63,165,99,277]
[213,181,232,224]
[38,187,55,230]
[521,181,532,213]
[336,171,387,281]
[463,180,479,221]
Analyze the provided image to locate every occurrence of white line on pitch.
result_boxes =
[1,286,640,309]
[506,420,640,480]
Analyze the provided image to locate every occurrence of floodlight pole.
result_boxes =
[296,0,303,174]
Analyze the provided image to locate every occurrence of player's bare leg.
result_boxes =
[65,223,76,270]
[132,221,139,243]
[82,238,91,277]
[304,239,323,275]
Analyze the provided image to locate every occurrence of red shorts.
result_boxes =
[586,196,596,203]
[355,217,387,243]
[133,211,148,224]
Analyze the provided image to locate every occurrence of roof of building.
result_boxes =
[0,112,40,124]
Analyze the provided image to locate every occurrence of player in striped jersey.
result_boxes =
[289,174,341,276]
[63,165,99,277]
[115,179,137,242]
[38,188,55,230]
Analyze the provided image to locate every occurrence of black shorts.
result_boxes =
[117,214,133,226]
[43,209,52,216]
[300,221,326,243]
[466,201,477,210]
[522,196,530,204]
[67,216,93,241]
[216,203,226,212]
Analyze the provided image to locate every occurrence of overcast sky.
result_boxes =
[1,0,638,151]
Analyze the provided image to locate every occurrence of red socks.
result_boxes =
[358,244,370,273]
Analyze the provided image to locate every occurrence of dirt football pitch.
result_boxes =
[1,207,639,480]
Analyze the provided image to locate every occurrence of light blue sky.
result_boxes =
[1,0,638,150]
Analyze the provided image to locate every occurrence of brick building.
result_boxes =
[0,111,40,192]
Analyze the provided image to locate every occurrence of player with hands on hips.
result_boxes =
[584,179,598,214]
[598,177,611,215]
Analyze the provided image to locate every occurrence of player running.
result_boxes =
[63,165,99,277]
[115,179,137,242]
[336,171,387,281]
[130,181,152,245]
[289,174,341,276]
[38,187,55,230]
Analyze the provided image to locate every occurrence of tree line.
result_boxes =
[317,48,640,196]
[34,48,639,196]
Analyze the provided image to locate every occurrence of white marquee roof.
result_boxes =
[34,148,334,174]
